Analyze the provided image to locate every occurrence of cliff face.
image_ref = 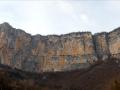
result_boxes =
[0,22,119,72]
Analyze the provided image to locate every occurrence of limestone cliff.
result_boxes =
[0,22,119,72]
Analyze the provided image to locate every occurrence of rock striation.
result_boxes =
[0,22,119,72]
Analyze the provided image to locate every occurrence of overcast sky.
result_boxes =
[0,0,120,35]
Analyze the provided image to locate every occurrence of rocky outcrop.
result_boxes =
[0,22,119,72]
[108,28,120,59]
[93,32,110,60]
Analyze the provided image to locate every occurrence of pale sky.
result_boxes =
[0,0,120,35]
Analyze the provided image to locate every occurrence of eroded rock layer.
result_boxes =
[0,22,119,72]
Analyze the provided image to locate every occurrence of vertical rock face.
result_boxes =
[93,32,110,60]
[108,28,120,59]
[0,22,119,72]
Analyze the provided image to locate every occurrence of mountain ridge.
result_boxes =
[0,22,119,72]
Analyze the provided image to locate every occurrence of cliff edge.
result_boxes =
[0,22,119,72]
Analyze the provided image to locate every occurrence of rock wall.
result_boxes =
[0,22,119,72]
[108,28,120,59]
[93,32,110,60]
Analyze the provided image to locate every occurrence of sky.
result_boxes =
[0,0,120,35]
